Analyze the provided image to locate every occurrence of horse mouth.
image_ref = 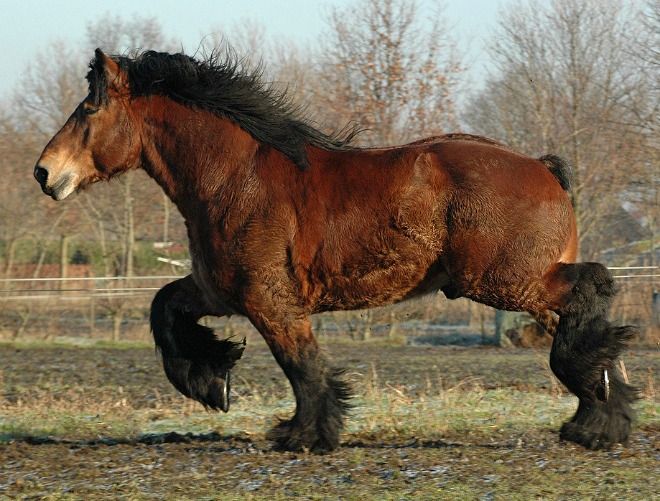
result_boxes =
[43,174,76,201]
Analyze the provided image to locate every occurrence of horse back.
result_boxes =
[249,136,575,312]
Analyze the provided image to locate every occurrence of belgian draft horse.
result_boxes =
[34,49,637,452]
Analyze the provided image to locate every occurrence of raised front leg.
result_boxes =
[249,312,352,453]
[150,275,245,411]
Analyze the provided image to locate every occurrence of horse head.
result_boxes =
[34,49,140,200]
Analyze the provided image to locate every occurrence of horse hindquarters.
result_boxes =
[150,275,245,411]
[548,262,638,449]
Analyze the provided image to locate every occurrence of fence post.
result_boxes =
[89,293,96,337]
[494,310,527,347]
[59,235,70,278]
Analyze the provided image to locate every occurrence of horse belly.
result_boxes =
[313,161,449,311]
[315,231,448,311]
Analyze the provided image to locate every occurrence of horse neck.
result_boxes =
[137,96,258,218]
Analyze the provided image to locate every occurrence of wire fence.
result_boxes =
[1,266,657,297]
[0,267,657,343]
[0,275,183,300]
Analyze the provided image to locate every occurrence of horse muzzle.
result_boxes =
[34,165,49,190]
[34,165,77,200]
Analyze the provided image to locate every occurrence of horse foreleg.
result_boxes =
[547,262,638,449]
[150,275,245,411]
[249,314,352,453]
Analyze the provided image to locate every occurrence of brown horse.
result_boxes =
[34,49,636,452]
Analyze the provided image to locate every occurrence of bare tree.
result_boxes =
[632,0,660,317]
[0,108,55,274]
[201,19,269,64]
[85,14,177,56]
[12,41,87,139]
[0,15,182,339]
[83,15,180,276]
[315,0,464,146]
[1,42,86,281]
[464,0,654,259]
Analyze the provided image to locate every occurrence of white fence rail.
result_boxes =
[0,275,184,301]
[0,267,656,301]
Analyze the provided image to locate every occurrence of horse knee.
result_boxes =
[554,262,615,317]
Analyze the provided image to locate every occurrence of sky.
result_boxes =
[0,0,507,97]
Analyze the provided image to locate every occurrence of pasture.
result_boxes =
[1,338,658,499]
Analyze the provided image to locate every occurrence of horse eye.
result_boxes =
[84,107,99,116]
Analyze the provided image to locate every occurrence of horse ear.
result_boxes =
[94,48,127,91]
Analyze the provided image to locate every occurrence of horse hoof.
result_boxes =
[220,371,231,413]
[596,369,610,402]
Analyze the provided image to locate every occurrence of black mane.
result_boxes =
[87,50,360,169]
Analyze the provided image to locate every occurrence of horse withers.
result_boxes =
[34,49,637,452]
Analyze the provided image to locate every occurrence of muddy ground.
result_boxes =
[1,340,658,499]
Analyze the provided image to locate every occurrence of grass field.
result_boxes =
[1,339,658,499]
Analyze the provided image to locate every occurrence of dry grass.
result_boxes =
[2,364,657,445]
[0,342,658,499]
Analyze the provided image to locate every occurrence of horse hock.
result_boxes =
[549,262,638,449]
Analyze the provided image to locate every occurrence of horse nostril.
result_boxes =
[34,165,49,187]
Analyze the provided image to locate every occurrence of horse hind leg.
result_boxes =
[531,309,559,336]
[547,262,638,449]
[150,275,245,411]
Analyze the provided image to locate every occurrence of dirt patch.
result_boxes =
[1,341,658,499]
